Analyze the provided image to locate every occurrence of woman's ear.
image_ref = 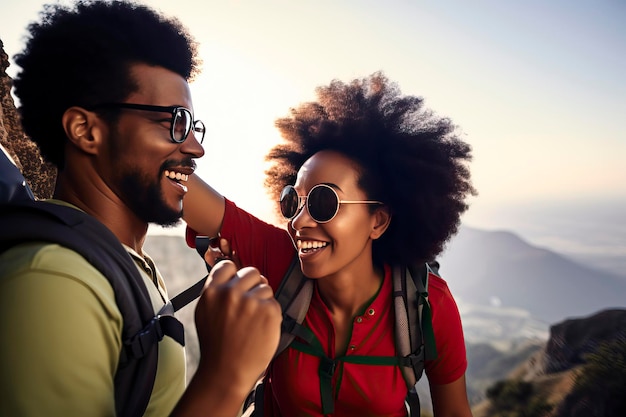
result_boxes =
[61,107,104,156]
[370,207,391,240]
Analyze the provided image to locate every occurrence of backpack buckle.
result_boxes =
[318,358,336,378]
[281,315,298,333]
[125,315,164,360]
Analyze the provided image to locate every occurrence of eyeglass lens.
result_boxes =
[173,109,191,142]
[280,185,339,223]
[172,108,205,144]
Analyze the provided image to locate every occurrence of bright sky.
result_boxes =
[2,0,625,235]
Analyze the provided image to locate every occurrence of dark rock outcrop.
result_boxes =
[544,309,626,374]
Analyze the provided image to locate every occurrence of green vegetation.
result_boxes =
[485,379,553,417]
[576,338,626,391]
[555,338,626,417]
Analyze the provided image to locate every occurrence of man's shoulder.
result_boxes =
[1,242,116,294]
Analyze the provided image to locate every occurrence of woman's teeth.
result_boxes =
[297,240,328,253]
[164,170,189,182]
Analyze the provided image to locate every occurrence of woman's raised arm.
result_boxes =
[183,174,226,238]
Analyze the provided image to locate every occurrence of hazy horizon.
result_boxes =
[146,194,626,280]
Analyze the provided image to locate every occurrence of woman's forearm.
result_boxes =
[183,174,226,237]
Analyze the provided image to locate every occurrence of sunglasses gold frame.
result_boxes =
[280,184,383,223]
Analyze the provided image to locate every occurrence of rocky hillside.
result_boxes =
[473,309,626,417]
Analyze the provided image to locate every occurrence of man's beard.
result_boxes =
[118,169,181,227]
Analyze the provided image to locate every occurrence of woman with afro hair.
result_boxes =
[184,71,476,417]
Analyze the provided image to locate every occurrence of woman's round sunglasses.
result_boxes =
[279,184,383,223]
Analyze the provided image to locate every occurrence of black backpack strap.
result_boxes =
[241,379,264,417]
[193,235,213,272]
[162,235,219,312]
[168,274,208,312]
[166,235,227,313]
[253,382,265,417]
[0,201,176,417]
[406,388,421,417]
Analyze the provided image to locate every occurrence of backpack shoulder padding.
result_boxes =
[0,200,182,417]
[392,262,438,417]
[274,256,315,357]
[393,262,438,388]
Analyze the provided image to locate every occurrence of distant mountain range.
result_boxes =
[437,226,626,325]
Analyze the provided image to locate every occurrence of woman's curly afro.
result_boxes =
[265,72,476,266]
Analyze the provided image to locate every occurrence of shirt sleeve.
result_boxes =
[0,243,122,417]
[424,275,468,385]
[187,198,296,291]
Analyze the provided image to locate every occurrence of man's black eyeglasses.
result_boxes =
[90,103,206,144]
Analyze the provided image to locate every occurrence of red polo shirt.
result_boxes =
[186,199,467,416]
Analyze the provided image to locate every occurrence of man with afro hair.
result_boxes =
[0,2,281,416]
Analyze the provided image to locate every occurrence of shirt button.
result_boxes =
[368,309,375,316]
[356,317,363,323]
[349,345,356,351]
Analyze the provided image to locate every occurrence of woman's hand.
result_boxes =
[204,236,242,269]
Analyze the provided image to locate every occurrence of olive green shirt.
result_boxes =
[0,205,186,416]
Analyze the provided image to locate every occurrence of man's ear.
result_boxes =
[370,207,391,240]
[61,107,105,155]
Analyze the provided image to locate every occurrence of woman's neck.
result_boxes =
[316,263,385,356]
[316,264,384,318]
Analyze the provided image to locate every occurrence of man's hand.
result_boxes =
[195,260,281,391]
[173,261,281,416]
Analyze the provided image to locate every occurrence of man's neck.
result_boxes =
[54,177,149,254]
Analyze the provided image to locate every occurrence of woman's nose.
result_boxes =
[290,200,316,229]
